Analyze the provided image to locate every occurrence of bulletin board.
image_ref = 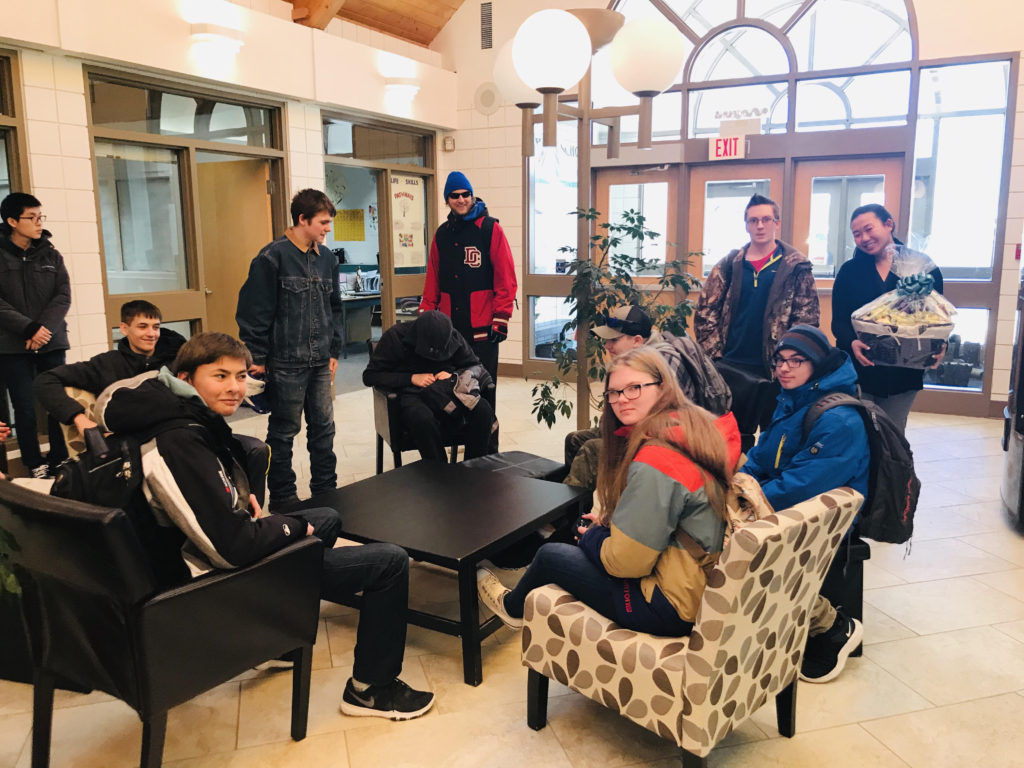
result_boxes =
[391,174,426,269]
[334,209,365,241]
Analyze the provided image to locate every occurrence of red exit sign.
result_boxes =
[709,136,746,161]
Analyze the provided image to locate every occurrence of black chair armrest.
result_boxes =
[135,537,323,713]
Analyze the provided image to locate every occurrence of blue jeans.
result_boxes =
[0,349,68,470]
[286,506,409,685]
[266,364,337,502]
[503,543,692,636]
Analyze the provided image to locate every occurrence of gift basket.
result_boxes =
[851,246,955,368]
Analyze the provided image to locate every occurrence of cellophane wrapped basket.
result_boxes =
[851,246,956,368]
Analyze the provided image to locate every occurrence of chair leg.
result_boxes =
[393,448,403,469]
[680,748,707,768]
[775,677,798,737]
[449,443,459,464]
[291,644,313,741]
[526,669,549,730]
[376,436,384,474]
[31,670,55,768]
[140,711,167,768]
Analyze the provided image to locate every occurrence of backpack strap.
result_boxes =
[480,216,497,248]
[801,391,863,442]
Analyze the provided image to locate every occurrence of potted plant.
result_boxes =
[531,207,702,428]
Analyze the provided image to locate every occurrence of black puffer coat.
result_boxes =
[0,231,71,354]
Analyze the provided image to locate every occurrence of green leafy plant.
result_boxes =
[0,527,20,597]
[530,207,703,428]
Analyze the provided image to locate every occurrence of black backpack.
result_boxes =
[50,427,188,587]
[802,392,920,544]
[660,331,733,416]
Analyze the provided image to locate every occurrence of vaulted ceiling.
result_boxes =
[287,0,466,47]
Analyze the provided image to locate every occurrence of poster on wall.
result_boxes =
[391,174,426,269]
[334,209,365,241]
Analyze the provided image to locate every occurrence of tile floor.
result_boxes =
[2,378,1024,767]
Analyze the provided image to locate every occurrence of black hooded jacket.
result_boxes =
[0,230,71,354]
[35,328,188,424]
[363,318,482,391]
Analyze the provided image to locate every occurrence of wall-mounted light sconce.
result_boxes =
[190,22,244,51]
[384,78,420,118]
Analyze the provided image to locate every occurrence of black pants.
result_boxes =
[0,349,68,471]
[470,340,499,408]
[398,394,495,462]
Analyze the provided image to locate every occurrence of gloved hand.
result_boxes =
[489,317,508,343]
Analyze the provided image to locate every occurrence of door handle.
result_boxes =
[205,289,213,295]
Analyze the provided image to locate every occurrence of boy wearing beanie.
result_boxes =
[742,324,869,684]
[420,171,517,403]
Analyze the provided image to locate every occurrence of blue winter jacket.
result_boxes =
[742,352,869,511]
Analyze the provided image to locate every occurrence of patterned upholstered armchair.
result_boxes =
[521,487,863,768]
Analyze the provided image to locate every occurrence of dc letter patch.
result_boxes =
[464,246,482,268]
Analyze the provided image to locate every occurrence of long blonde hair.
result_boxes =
[596,347,733,524]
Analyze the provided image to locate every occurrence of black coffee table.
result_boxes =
[294,461,588,685]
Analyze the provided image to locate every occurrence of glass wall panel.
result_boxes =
[665,0,736,36]
[924,307,987,391]
[529,121,577,275]
[608,182,668,268]
[691,26,789,82]
[910,61,1010,280]
[688,82,787,138]
[532,296,576,361]
[795,71,910,131]
[788,0,911,71]
[701,179,770,275]
[0,132,10,199]
[593,92,682,145]
[324,164,380,270]
[323,117,427,166]
[807,174,884,276]
[95,141,188,294]
[89,79,273,147]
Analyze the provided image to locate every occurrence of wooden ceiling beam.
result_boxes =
[291,0,348,30]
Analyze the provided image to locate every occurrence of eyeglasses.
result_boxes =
[746,216,777,226]
[605,381,661,404]
[448,191,472,200]
[772,354,808,370]
[19,215,46,223]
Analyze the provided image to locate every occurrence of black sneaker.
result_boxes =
[339,678,435,720]
[799,612,864,684]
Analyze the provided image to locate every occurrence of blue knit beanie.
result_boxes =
[444,171,473,199]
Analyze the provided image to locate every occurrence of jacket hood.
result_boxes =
[777,352,859,412]
[0,230,54,259]
[96,367,210,435]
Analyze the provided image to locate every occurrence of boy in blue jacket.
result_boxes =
[742,325,869,683]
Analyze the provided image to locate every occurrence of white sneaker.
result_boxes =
[476,568,523,629]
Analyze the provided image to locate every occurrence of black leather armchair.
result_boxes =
[0,480,323,768]
[367,339,496,474]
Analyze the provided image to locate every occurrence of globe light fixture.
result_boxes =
[513,9,592,146]
[610,17,687,148]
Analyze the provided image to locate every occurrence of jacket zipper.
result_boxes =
[752,250,783,289]
[773,434,786,469]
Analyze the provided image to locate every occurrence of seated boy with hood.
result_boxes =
[363,310,495,462]
[742,324,869,684]
[97,332,435,721]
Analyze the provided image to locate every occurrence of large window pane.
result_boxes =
[788,0,911,71]
[701,179,770,275]
[323,117,427,167]
[796,71,910,132]
[324,164,380,269]
[0,132,10,199]
[530,120,577,275]
[924,307,987,391]
[593,91,682,145]
[95,141,188,294]
[910,61,1010,280]
[89,79,273,147]
[608,182,668,268]
[807,174,885,277]
[688,82,787,138]
[691,26,789,82]
[664,0,736,36]
[532,296,575,361]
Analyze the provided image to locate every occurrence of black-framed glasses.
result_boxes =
[772,354,808,370]
[745,215,777,226]
[605,381,661,404]
[448,191,472,200]
[19,214,46,223]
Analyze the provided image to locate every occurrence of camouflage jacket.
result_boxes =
[694,241,820,373]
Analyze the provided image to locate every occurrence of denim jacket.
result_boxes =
[236,235,343,368]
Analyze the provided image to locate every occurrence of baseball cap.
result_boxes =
[591,305,653,340]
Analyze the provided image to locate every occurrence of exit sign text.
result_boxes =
[709,136,746,161]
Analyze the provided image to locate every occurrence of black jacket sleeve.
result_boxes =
[362,329,416,390]
[34,353,118,424]
[831,261,859,353]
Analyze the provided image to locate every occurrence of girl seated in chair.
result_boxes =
[477,347,742,636]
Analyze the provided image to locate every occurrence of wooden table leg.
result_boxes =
[457,562,483,686]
